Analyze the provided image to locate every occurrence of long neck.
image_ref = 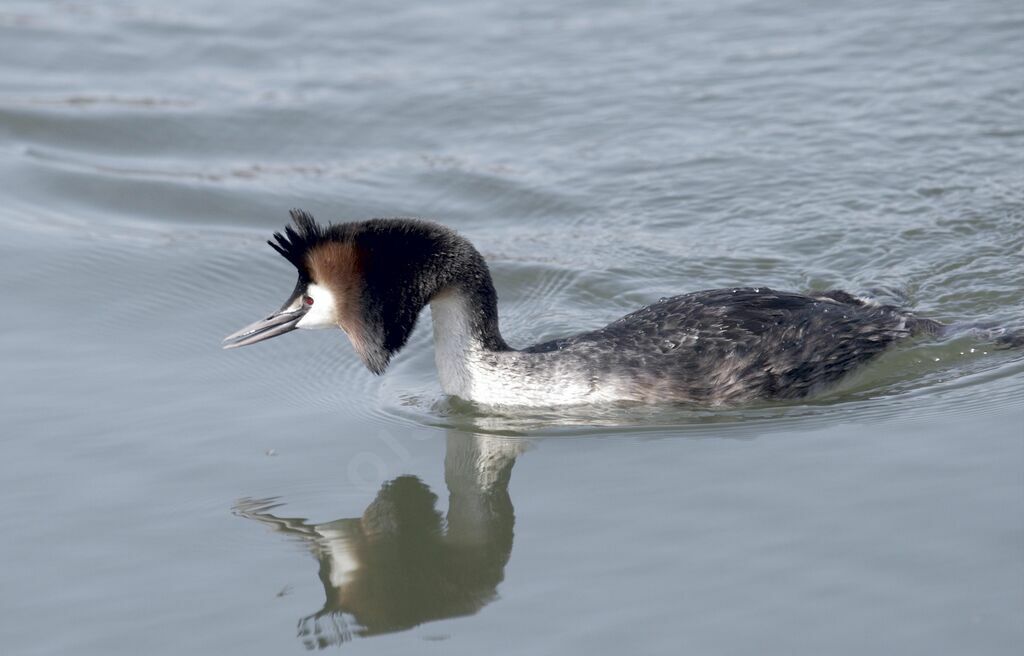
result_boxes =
[431,252,509,354]
[429,286,506,398]
[416,227,509,356]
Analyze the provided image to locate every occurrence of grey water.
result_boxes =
[1,0,1022,654]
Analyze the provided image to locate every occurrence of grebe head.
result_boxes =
[222,209,346,347]
[222,209,503,374]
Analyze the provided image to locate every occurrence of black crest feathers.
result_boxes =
[268,209,324,275]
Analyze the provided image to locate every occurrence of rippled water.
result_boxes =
[2,1,1022,654]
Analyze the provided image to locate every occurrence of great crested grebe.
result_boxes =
[223,209,946,406]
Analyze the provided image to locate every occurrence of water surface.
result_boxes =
[1,1,1022,654]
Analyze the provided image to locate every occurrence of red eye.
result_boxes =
[303,295,314,306]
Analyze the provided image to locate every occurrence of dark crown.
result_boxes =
[268,208,325,275]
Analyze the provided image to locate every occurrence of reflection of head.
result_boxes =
[235,433,522,649]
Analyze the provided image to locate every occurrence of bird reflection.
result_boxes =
[233,432,524,649]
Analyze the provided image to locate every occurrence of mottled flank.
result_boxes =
[521,288,937,404]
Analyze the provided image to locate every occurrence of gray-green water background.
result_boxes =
[1,1,1022,654]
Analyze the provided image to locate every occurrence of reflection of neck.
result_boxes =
[445,433,521,547]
